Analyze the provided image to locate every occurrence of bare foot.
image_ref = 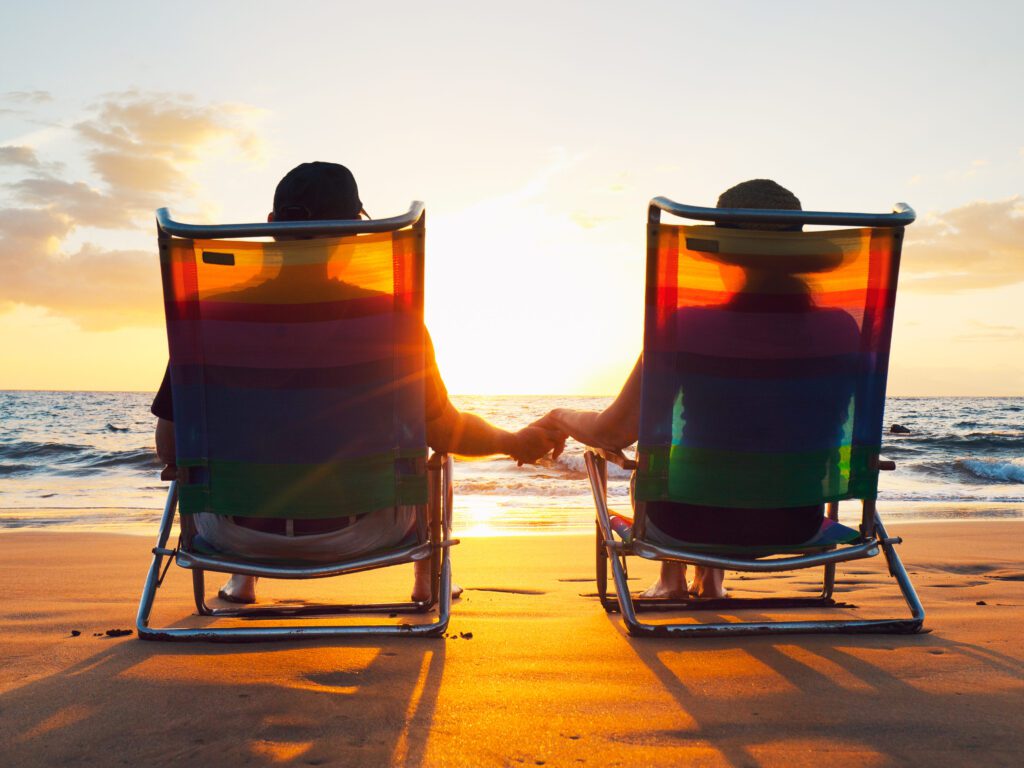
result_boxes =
[411,559,463,602]
[639,562,689,599]
[689,567,727,599]
[218,574,258,604]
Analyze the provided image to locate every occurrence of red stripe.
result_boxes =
[651,306,864,357]
[167,313,422,368]
[163,294,403,323]
[652,286,895,311]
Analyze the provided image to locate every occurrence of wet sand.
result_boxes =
[1,521,1022,766]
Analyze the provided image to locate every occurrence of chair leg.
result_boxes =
[136,482,178,638]
[428,459,443,608]
[596,522,612,610]
[193,570,212,616]
[820,501,840,599]
[874,513,925,629]
[820,564,837,600]
[604,535,643,633]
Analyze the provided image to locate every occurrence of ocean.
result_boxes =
[1,391,1022,536]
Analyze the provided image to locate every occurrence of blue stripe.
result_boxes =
[639,368,864,453]
[170,378,426,464]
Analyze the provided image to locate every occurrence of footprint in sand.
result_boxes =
[931,580,989,588]
[925,564,993,576]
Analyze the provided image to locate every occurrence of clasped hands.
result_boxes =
[509,410,567,466]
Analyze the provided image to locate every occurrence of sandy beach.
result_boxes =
[1,520,1022,767]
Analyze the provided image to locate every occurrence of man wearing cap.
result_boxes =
[152,161,563,603]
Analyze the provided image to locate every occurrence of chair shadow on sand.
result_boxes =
[610,583,1024,766]
[0,619,446,766]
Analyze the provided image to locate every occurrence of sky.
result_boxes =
[1,1,1022,395]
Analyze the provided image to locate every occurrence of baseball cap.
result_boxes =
[272,161,363,221]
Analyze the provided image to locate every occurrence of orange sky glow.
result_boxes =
[1,3,1022,396]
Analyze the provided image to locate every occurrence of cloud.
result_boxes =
[0,91,266,329]
[7,176,135,228]
[0,145,41,168]
[955,321,1024,342]
[75,92,265,205]
[901,197,1024,293]
[0,213,156,329]
[3,90,52,104]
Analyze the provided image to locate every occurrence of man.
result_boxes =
[535,179,855,599]
[154,161,563,603]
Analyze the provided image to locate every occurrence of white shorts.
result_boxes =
[194,506,418,563]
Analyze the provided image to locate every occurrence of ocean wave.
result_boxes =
[0,441,92,461]
[555,454,633,479]
[82,448,161,471]
[0,440,159,474]
[105,423,131,432]
[0,462,36,476]
[958,458,1024,484]
[887,433,1024,452]
[454,477,629,497]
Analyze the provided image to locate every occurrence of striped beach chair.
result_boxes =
[586,197,925,637]
[137,203,457,641]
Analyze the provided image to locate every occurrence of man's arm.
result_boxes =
[426,402,562,464]
[535,355,642,451]
[422,328,562,463]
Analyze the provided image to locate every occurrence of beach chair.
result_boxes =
[137,203,457,641]
[587,196,925,637]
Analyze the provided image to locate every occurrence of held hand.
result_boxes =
[530,409,561,431]
[528,410,567,460]
[511,425,566,466]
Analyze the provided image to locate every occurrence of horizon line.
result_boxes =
[1,388,1022,399]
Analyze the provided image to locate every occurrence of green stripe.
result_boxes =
[177,453,428,518]
[635,444,879,508]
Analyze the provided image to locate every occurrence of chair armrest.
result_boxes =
[588,446,638,471]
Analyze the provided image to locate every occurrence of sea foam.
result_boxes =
[959,458,1024,484]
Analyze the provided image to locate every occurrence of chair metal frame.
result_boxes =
[137,203,459,642]
[587,197,925,639]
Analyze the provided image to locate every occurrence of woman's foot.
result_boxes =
[217,574,259,604]
[689,567,727,599]
[639,562,689,599]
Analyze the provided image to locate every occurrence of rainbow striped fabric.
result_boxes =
[159,229,428,518]
[635,223,903,509]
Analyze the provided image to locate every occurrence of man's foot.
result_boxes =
[689,567,727,599]
[411,559,463,602]
[217,574,258,604]
[410,580,463,603]
[639,562,689,599]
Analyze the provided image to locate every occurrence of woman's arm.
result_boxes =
[536,355,642,451]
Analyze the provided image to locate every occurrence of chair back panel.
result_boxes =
[160,229,428,518]
[636,223,902,508]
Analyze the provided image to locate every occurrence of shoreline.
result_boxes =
[2,502,1024,539]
